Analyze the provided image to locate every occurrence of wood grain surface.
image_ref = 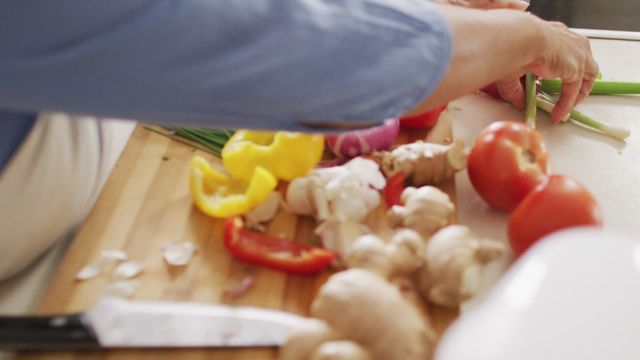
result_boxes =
[18,111,458,359]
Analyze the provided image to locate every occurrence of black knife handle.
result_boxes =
[0,313,100,350]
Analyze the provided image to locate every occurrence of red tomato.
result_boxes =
[508,175,602,256]
[399,103,448,129]
[383,172,406,207]
[467,121,550,212]
[223,217,335,276]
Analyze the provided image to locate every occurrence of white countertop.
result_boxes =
[452,37,640,296]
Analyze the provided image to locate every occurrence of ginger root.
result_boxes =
[311,341,371,360]
[374,140,466,186]
[279,319,342,360]
[344,230,425,278]
[388,186,455,239]
[343,235,393,277]
[388,229,425,276]
[311,269,436,360]
[415,225,506,308]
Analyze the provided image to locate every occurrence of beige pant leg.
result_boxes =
[0,113,135,315]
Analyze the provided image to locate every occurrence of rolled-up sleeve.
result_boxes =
[0,0,451,131]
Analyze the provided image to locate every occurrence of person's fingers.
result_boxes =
[575,76,595,105]
[443,0,529,10]
[497,77,526,110]
[552,81,580,123]
[506,1,530,10]
[528,19,599,124]
[575,49,599,106]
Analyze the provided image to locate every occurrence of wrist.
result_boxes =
[520,13,548,71]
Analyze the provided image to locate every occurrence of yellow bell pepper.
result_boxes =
[189,156,277,218]
[221,130,324,181]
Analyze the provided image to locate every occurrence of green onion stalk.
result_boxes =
[541,79,640,95]
[144,126,234,157]
[524,73,537,128]
[536,92,630,141]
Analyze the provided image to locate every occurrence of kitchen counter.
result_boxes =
[453,37,640,301]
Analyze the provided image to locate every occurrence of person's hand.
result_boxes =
[435,0,529,10]
[532,21,598,122]
[438,0,534,113]
[498,21,598,123]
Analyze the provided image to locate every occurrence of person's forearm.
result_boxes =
[0,0,452,131]
[406,5,543,115]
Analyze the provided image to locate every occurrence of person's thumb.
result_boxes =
[497,77,526,110]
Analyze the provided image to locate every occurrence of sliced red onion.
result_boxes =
[223,276,255,300]
[325,119,399,158]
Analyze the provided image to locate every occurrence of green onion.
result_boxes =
[536,92,630,141]
[541,79,640,95]
[525,73,537,128]
[144,126,234,157]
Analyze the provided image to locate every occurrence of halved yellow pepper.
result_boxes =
[221,130,324,181]
[189,156,277,218]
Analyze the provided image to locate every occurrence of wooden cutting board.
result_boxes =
[18,112,458,360]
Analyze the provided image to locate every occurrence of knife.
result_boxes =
[0,298,305,350]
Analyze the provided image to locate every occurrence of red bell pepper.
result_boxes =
[223,217,335,276]
[383,172,406,207]
[399,103,448,129]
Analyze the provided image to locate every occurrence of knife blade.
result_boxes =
[0,298,305,350]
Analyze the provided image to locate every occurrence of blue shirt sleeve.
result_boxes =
[0,0,451,131]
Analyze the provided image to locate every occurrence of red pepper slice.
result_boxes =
[399,103,448,129]
[223,217,335,276]
[383,172,406,207]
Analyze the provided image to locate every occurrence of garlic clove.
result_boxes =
[244,192,280,229]
[113,260,144,279]
[76,261,107,281]
[162,242,197,266]
[101,249,128,261]
[101,280,138,299]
